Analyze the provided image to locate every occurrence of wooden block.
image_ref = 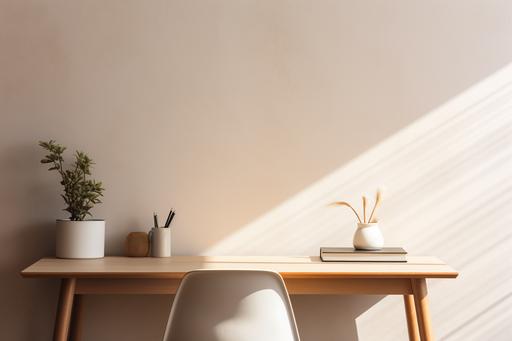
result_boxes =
[124,232,149,257]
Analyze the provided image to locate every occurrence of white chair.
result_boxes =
[163,270,301,341]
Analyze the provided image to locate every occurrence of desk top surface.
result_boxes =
[21,256,458,279]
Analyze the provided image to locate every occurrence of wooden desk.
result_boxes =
[21,256,457,341]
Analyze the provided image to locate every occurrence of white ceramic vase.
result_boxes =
[56,219,105,259]
[353,223,384,250]
[150,227,171,257]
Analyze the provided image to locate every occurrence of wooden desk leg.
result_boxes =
[412,279,434,341]
[53,278,76,341]
[69,295,83,341]
[404,295,420,341]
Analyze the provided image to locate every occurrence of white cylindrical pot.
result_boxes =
[56,219,105,259]
[150,228,171,257]
[353,223,384,250]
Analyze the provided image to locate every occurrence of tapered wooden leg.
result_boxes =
[412,279,434,341]
[69,294,84,341]
[53,278,76,341]
[404,295,420,341]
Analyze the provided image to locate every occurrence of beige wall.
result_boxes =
[1,1,512,340]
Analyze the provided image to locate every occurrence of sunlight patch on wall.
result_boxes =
[205,63,512,340]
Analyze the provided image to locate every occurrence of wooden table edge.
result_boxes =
[20,271,459,279]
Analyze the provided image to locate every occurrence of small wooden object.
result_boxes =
[124,232,149,257]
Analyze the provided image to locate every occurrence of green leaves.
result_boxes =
[39,140,105,221]
[39,140,66,171]
[74,151,93,176]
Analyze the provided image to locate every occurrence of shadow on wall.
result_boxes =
[0,144,61,340]
[203,63,512,341]
[292,295,384,341]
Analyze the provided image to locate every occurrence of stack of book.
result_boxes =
[320,247,407,262]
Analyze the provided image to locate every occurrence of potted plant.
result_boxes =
[39,140,105,259]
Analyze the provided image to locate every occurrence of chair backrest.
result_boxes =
[163,270,300,341]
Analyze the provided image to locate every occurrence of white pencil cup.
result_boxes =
[150,228,171,257]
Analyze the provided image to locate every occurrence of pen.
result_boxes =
[168,211,176,227]
[153,212,159,228]
[165,209,173,228]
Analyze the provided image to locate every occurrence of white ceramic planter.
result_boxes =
[353,223,384,250]
[150,227,171,257]
[56,219,105,259]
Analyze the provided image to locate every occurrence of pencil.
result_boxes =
[165,209,173,228]
[153,212,159,228]
[168,211,176,227]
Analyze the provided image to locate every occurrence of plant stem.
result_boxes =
[368,189,382,223]
[331,201,362,223]
[363,196,368,223]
